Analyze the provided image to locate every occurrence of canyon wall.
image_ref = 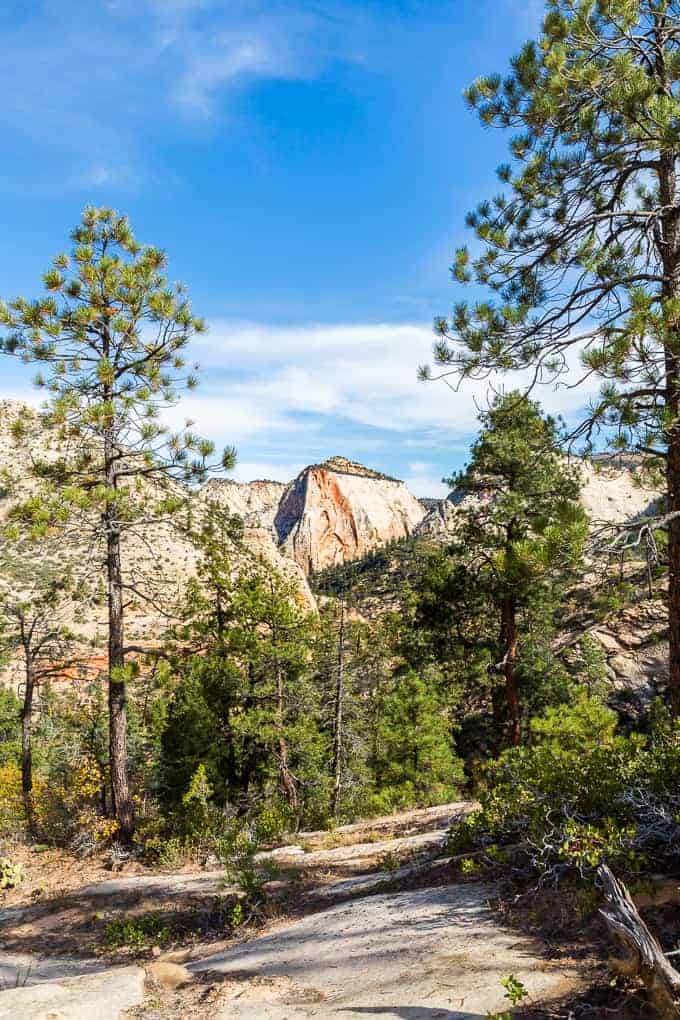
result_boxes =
[274,457,426,574]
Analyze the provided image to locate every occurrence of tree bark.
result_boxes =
[271,598,298,815]
[667,433,680,716]
[331,601,345,818]
[20,649,35,835]
[104,411,134,842]
[490,683,506,753]
[276,666,299,815]
[500,594,521,746]
[660,141,680,718]
[598,863,680,1018]
[107,523,134,842]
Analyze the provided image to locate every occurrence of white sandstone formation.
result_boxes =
[274,457,427,574]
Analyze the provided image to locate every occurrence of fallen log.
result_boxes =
[598,863,680,1018]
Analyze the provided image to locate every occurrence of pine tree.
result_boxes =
[421,393,586,746]
[331,598,346,819]
[420,1,680,712]
[0,207,235,841]
[0,551,82,832]
[163,515,329,827]
[315,604,373,821]
[371,670,463,809]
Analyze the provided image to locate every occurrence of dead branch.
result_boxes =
[598,863,680,1018]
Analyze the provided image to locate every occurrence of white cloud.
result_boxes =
[173,35,294,116]
[0,1,368,189]
[167,3,370,117]
[162,393,285,441]
[190,320,602,441]
[68,162,150,193]
[3,319,606,497]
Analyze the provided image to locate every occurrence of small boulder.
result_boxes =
[145,961,192,991]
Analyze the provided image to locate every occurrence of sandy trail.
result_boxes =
[188,884,579,1019]
[0,803,583,1018]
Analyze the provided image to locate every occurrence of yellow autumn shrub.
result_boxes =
[0,763,24,836]
[0,755,121,849]
[47,755,116,845]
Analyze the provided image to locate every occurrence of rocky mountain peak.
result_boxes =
[200,458,429,575]
[274,459,426,574]
[319,456,397,481]
[416,457,662,542]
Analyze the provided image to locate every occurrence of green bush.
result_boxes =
[104,912,172,950]
[452,696,680,881]
[141,835,190,869]
[0,689,20,767]
[369,670,464,812]
[0,856,24,890]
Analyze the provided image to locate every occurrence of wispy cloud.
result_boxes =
[0,1,370,191]
[67,162,151,194]
[173,34,295,116]
[165,3,367,117]
[192,320,600,430]
[156,319,604,496]
[3,317,604,498]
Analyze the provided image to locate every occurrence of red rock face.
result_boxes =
[275,465,425,574]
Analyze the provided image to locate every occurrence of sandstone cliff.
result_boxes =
[274,457,426,573]
[416,457,661,541]
[201,477,287,530]
[578,459,660,523]
[0,400,315,678]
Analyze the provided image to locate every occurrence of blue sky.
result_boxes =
[0,0,590,498]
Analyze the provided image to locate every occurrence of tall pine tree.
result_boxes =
[424,393,586,746]
[0,207,235,840]
[421,1,680,712]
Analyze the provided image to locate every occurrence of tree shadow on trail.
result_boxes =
[340,1008,487,1019]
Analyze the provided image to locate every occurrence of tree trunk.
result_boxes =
[107,523,134,842]
[276,725,298,814]
[668,338,680,714]
[274,654,298,814]
[20,651,35,835]
[598,863,680,1018]
[331,601,345,818]
[490,684,506,753]
[500,594,521,746]
[659,146,680,717]
[104,401,134,842]
[666,390,680,716]
[664,328,680,716]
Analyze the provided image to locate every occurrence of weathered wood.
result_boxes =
[598,863,680,1018]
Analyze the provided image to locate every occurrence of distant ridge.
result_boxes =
[316,456,401,483]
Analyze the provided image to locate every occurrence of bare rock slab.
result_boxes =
[0,964,145,1020]
[191,884,581,1018]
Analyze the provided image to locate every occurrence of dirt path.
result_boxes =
[0,803,585,1019]
[184,884,580,1019]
